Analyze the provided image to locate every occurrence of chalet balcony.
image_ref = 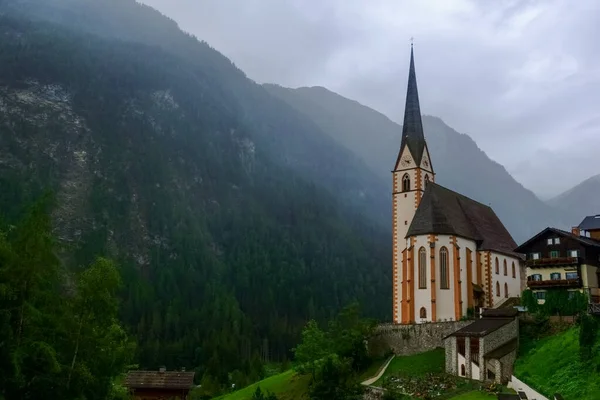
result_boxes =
[526,256,581,268]
[527,278,582,289]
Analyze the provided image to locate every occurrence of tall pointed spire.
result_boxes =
[399,44,426,166]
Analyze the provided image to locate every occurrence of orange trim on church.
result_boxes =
[485,252,493,307]
[401,248,408,324]
[415,169,422,208]
[408,237,416,323]
[466,248,473,309]
[476,251,482,285]
[429,234,437,322]
[451,236,462,321]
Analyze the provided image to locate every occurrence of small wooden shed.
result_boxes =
[124,367,195,400]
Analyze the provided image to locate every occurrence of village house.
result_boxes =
[514,223,600,307]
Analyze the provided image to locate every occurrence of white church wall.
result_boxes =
[413,234,431,323]
[489,252,522,306]
[434,235,455,321]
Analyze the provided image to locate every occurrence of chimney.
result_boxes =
[159,366,166,373]
[572,227,580,236]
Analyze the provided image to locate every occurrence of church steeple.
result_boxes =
[397,44,426,167]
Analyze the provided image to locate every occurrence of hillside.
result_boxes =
[0,5,391,389]
[547,174,600,225]
[264,84,567,243]
[514,327,600,400]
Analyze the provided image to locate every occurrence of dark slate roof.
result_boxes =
[396,45,427,167]
[124,370,195,390]
[485,338,518,359]
[481,308,519,318]
[406,183,518,255]
[514,227,600,253]
[445,317,513,338]
[578,215,600,231]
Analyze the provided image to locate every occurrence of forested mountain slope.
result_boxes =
[0,10,390,389]
[265,84,567,243]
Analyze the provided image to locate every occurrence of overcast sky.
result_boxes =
[140,0,600,199]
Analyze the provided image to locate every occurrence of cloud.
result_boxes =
[140,0,600,197]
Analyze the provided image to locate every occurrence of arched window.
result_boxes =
[418,247,427,289]
[424,175,430,187]
[460,364,466,376]
[512,262,516,278]
[420,307,427,319]
[503,260,507,276]
[504,282,509,298]
[496,281,500,297]
[402,174,410,192]
[495,257,499,274]
[440,247,449,289]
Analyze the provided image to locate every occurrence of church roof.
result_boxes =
[395,45,427,167]
[406,183,517,255]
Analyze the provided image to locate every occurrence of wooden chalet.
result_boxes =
[124,367,195,400]
[515,225,600,314]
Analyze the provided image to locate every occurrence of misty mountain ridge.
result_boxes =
[547,174,600,225]
[264,84,569,243]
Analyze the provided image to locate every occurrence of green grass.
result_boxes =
[375,347,445,385]
[514,326,600,400]
[213,370,311,400]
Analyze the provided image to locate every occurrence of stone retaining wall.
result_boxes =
[368,321,472,358]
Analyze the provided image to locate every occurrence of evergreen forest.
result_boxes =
[0,1,392,396]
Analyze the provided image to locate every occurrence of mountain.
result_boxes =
[547,174,600,225]
[0,2,392,389]
[264,84,566,243]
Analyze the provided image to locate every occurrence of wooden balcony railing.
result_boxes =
[589,303,600,315]
[526,257,580,267]
[527,278,581,289]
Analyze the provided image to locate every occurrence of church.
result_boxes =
[392,46,523,324]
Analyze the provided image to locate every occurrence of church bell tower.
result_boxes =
[392,44,435,324]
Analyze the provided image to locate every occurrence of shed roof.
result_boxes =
[124,370,195,390]
[445,317,513,338]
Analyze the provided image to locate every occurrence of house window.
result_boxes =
[531,274,542,281]
[512,262,516,278]
[460,364,466,376]
[420,307,427,319]
[569,250,580,258]
[418,247,427,289]
[425,175,430,187]
[530,253,540,260]
[550,250,560,258]
[504,282,508,298]
[547,238,553,245]
[554,237,560,245]
[402,174,410,192]
[503,259,507,276]
[440,247,449,289]
[550,272,561,280]
[566,272,578,280]
[535,291,546,300]
[496,281,500,297]
[495,257,499,274]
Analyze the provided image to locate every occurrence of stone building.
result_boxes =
[392,45,524,324]
[443,309,519,384]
